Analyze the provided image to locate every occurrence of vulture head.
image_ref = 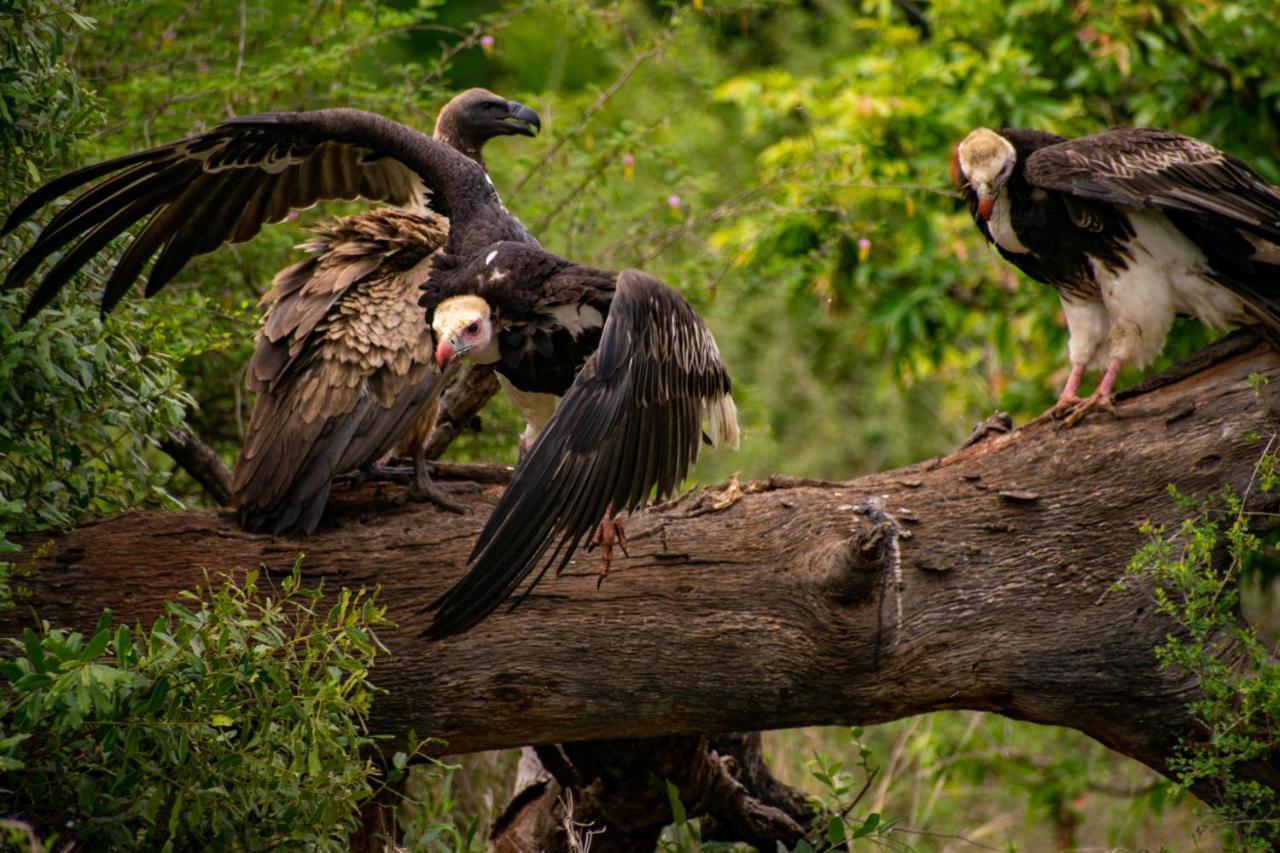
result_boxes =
[435,88,541,157]
[433,294,497,369]
[954,128,1016,221]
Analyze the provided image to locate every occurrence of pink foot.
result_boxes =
[1056,358,1122,429]
[1029,364,1087,425]
[587,510,628,588]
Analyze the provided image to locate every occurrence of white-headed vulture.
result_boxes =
[421,242,739,638]
[3,89,541,534]
[953,127,1280,425]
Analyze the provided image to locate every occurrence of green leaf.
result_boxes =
[851,812,881,838]
[23,628,46,672]
[664,778,687,825]
[210,713,234,727]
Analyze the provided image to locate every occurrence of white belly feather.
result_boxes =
[1093,210,1250,368]
[497,374,559,454]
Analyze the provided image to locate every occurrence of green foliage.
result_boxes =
[1127,474,1280,847]
[798,728,899,850]
[398,754,485,852]
[0,563,392,850]
[0,4,193,554]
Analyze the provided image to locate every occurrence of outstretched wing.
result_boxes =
[1024,127,1280,242]
[425,269,739,638]
[3,108,490,319]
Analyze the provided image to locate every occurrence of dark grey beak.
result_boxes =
[502,101,541,137]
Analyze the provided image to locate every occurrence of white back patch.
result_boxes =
[542,303,605,337]
[485,250,498,266]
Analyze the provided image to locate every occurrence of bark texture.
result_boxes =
[8,334,1280,816]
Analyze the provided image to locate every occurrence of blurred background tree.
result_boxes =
[4,0,1279,847]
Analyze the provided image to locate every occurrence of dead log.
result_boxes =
[7,334,1280,823]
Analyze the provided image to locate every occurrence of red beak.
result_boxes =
[977,196,995,221]
[435,340,454,370]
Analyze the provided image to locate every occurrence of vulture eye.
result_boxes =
[465,321,480,335]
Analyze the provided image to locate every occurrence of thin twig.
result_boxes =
[509,29,675,200]
[417,2,534,88]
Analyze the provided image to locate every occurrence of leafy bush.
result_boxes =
[1127,466,1280,846]
[0,566,391,850]
[0,3,194,554]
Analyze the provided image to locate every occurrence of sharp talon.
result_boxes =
[408,482,468,514]
[1056,393,1116,430]
[591,512,624,589]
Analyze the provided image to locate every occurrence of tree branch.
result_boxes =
[8,335,1280,817]
[157,427,234,506]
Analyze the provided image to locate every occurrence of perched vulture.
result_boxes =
[952,126,1280,424]
[421,241,739,638]
[2,89,541,534]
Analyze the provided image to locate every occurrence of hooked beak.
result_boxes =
[501,101,541,137]
[435,339,457,370]
[975,182,997,221]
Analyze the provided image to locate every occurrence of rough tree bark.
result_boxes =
[8,334,1280,845]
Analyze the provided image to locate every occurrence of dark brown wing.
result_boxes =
[1023,127,1280,242]
[424,269,738,637]
[232,209,449,535]
[3,108,495,319]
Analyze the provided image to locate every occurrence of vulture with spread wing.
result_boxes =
[953,127,1280,425]
[422,242,738,638]
[3,89,541,534]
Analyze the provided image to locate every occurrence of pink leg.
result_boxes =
[589,502,628,587]
[1093,357,1122,402]
[1060,363,1086,402]
[1046,363,1089,419]
[1060,357,1122,428]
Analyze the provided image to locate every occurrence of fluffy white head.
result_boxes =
[432,295,496,368]
[955,128,1016,216]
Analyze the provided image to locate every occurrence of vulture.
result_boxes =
[952,126,1280,424]
[421,241,739,638]
[3,89,541,534]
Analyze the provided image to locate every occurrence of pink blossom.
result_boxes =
[667,194,682,210]
[480,35,495,56]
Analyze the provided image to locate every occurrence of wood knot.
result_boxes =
[815,532,882,607]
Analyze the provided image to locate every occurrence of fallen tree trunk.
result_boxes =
[7,334,1280,816]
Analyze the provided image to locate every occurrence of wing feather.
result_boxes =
[2,108,492,317]
[425,269,737,638]
[1024,127,1280,242]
